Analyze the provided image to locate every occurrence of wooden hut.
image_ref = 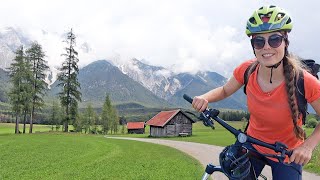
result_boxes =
[127,122,145,134]
[146,109,195,137]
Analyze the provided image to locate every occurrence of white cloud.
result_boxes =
[1,0,319,77]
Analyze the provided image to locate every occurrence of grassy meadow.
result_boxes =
[0,121,319,177]
[0,133,203,180]
[0,123,53,135]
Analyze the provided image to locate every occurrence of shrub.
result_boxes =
[306,118,318,128]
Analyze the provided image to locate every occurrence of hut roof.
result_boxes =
[146,109,194,127]
[127,122,145,130]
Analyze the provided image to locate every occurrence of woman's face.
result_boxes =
[252,31,286,67]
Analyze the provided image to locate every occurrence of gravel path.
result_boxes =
[106,136,320,180]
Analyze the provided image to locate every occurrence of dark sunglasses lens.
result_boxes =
[252,37,265,49]
[268,35,283,48]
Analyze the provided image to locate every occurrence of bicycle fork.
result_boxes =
[201,163,223,180]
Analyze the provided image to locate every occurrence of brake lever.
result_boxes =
[199,113,215,129]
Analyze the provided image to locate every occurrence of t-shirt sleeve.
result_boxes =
[233,59,256,84]
[303,70,320,103]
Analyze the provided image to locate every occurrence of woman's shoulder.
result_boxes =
[302,69,320,103]
[240,58,257,68]
[233,58,257,84]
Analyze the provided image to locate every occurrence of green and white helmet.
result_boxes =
[246,5,292,37]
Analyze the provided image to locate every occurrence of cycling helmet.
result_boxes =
[246,5,292,36]
[219,145,251,180]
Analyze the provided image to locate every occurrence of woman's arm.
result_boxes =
[192,76,243,112]
[289,99,320,165]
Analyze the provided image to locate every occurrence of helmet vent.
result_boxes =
[270,5,276,8]
[276,13,285,21]
[249,17,256,24]
[286,18,292,24]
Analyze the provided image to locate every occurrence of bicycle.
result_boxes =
[183,94,301,180]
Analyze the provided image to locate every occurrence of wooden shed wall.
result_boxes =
[128,128,145,134]
[150,126,166,137]
[149,112,193,137]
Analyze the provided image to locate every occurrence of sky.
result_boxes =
[0,0,319,77]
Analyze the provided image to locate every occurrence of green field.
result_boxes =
[0,123,52,134]
[0,133,203,180]
[1,121,319,176]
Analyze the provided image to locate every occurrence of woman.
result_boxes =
[192,5,320,179]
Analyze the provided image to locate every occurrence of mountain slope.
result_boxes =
[116,59,247,110]
[169,72,247,110]
[118,58,181,100]
[49,60,171,108]
[0,68,10,102]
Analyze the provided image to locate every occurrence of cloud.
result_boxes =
[1,0,319,77]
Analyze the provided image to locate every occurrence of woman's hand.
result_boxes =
[289,143,313,165]
[192,96,208,112]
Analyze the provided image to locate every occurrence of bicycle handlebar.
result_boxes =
[183,94,292,159]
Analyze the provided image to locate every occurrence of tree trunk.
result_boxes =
[23,111,27,134]
[64,121,68,132]
[15,115,19,134]
[29,105,35,133]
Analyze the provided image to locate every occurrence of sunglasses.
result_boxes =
[251,34,285,50]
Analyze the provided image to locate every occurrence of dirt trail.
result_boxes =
[106,136,320,180]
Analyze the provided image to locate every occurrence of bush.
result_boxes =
[306,118,318,128]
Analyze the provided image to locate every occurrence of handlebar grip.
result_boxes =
[183,94,193,104]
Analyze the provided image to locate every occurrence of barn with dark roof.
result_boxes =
[127,122,145,134]
[146,109,195,137]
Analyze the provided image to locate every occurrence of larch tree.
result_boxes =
[101,94,112,134]
[26,42,49,133]
[57,28,81,132]
[8,46,33,134]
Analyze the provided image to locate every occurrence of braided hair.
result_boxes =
[283,54,305,140]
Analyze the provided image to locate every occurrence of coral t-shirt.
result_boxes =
[233,59,320,161]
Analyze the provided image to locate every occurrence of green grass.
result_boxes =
[0,123,52,135]
[1,121,319,175]
[0,133,203,180]
[304,128,320,174]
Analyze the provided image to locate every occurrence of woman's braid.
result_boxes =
[283,57,305,140]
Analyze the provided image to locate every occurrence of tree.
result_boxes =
[101,94,119,134]
[110,108,119,134]
[8,46,33,134]
[49,100,62,131]
[26,42,49,133]
[83,104,94,134]
[73,112,84,132]
[57,28,82,132]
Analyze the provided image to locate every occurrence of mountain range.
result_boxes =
[0,26,248,110]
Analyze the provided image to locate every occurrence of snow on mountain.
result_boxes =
[0,26,94,88]
[117,58,183,100]
[0,27,32,69]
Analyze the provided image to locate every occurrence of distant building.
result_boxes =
[146,109,195,137]
[127,122,145,134]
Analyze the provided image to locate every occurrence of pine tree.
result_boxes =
[101,95,112,134]
[49,100,62,131]
[110,108,119,134]
[101,94,119,134]
[84,104,94,134]
[57,28,82,132]
[8,46,33,134]
[26,42,49,133]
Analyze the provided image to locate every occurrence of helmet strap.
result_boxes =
[266,60,282,83]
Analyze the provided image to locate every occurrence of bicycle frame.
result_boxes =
[183,94,293,180]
